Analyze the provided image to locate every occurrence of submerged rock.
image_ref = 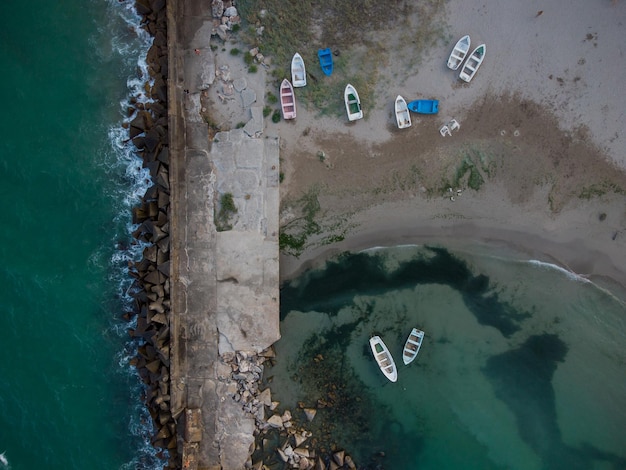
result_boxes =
[258,388,272,406]
[267,414,283,428]
[333,450,345,466]
[303,408,317,422]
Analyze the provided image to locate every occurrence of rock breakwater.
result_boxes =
[125,0,178,467]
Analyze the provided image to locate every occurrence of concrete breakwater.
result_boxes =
[127,0,283,468]
[127,0,359,468]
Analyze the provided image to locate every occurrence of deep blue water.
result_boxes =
[0,1,159,468]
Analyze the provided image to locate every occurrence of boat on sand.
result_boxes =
[459,44,486,83]
[395,95,411,129]
[344,83,363,121]
[318,48,333,76]
[447,35,471,70]
[369,335,397,382]
[407,99,439,114]
[402,328,425,365]
[280,79,296,120]
[291,52,306,87]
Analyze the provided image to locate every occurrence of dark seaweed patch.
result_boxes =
[484,334,571,466]
[281,247,530,337]
[483,334,625,469]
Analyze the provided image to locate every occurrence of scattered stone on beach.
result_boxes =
[222,82,234,96]
[215,24,228,40]
[211,0,224,18]
[217,64,231,82]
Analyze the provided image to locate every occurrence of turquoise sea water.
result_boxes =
[276,246,626,469]
[0,1,159,468]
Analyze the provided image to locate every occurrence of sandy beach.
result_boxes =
[267,0,626,290]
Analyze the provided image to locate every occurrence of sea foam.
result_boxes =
[104,0,165,468]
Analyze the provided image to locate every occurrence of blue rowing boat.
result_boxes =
[318,48,333,76]
[407,99,439,114]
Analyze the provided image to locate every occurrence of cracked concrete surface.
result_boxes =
[167,0,280,468]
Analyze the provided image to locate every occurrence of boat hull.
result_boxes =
[370,336,398,382]
[318,48,333,76]
[459,44,486,83]
[407,99,439,114]
[280,79,296,120]
[344,84,363,121]
[447,35,471,70]
[291,52,306,87]
[395,95,411,129]
[402,328,425,365]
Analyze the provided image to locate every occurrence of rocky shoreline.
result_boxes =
[125,0,177,466]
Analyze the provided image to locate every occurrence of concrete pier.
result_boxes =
[166,0,280,467]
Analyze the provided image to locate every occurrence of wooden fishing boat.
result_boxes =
[291,52,307,87]
[369,336,398,382]
[402,328,425,365]
[395,95,411,129]
[447,35,471,70]
[407,99,439,114]
[318,48,333,76]
[459,44,486,83]
[280,79,296,120]
[344,83,363,121]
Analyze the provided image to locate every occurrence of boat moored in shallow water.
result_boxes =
[370,335,398,382]
[402,328,425,365]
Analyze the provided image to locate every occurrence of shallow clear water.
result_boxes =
[0,1,160,468]
[275,245,626,469]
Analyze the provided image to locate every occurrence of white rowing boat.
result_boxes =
[395,95,411,129]
[370,335,397,382]
[344,83,363,121]
[291,52,306,87]
[402,328,425,365]
[447,35,471,70]
[459,44,486,83]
